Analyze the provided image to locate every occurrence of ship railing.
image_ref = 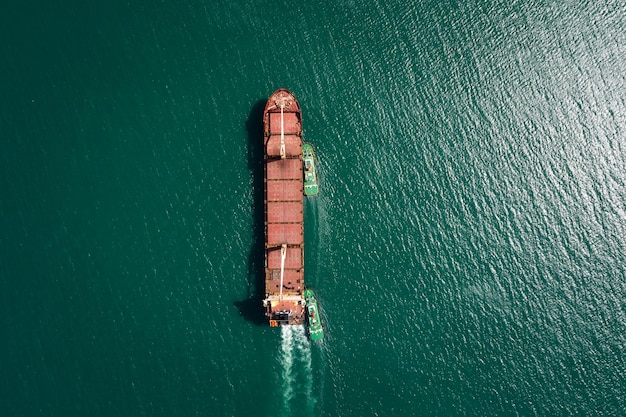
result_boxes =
[264,295,303,301]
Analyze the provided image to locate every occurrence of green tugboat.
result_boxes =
[304,289,324,340]
[302,143,319,196]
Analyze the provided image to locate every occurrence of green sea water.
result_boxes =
[1,1,625,416]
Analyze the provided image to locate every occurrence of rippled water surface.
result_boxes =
[1,1,625,416]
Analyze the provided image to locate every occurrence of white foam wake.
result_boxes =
[278,325,316,417]
[280,325,296,408]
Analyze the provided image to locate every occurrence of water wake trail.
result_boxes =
[280,326,296,408]
[278,325,316,417]
[293,325,314,406]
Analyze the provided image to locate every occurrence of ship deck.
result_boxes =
[263,89,305,326]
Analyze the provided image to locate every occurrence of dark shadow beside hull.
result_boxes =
[234,99,267,325]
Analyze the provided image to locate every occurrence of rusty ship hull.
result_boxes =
[262,89,305,326]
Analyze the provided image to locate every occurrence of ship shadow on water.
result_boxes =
[234,99,267,325]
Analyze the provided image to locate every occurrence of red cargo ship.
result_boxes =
[262,89,305,326]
